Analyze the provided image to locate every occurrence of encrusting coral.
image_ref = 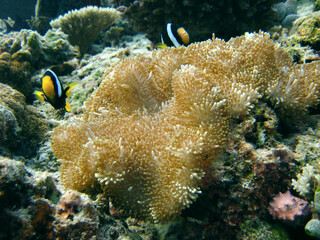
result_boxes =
[290,10,320,51]
[0,83,51,157]
[50,6,121,56]
[52,31,320,222]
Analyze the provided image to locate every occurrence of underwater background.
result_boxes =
[1,0,320,239]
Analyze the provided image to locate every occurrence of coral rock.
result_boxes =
[291,11,320,50]
[54,190,99,239]
[0,83,51,157]
[0,158,57,239]
[0,29,78,97]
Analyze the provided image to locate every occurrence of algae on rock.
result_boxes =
[0,83,51,157]
[0,29,78,98]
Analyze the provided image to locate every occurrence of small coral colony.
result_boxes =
[3,0,320,239]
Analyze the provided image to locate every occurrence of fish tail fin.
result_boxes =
[33,90,46,102]
[65,81,80,98]
[65,101,71,112]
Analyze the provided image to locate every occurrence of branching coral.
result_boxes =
[292,164,320,197]
[52,32,320,222]
[50,6,121,56]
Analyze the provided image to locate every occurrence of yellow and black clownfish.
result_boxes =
[34,69,78,112]
[159,23,189,48]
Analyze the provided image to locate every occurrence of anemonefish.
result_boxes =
[34,69,78,111]
[159,23,189,48]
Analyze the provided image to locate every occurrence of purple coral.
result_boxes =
[268,190,310,225]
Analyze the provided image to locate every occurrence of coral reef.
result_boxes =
[54,190,100,239]
[110,0,282,43]
[0,83,51,157]
[50,6,121,56]
[294,127,320,163]
[198,143,299,238]
[0,158,58,239]
[0,29,78,98]
[268,190,310,224]
[290,10,320,50]
[0,156,161,239]
[52,31,320,222]
[289,118,320,200]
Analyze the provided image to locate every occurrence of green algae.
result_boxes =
[238,219,290,240]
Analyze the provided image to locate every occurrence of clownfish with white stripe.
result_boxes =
[159,23,189,48]
[34,69,78,111]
